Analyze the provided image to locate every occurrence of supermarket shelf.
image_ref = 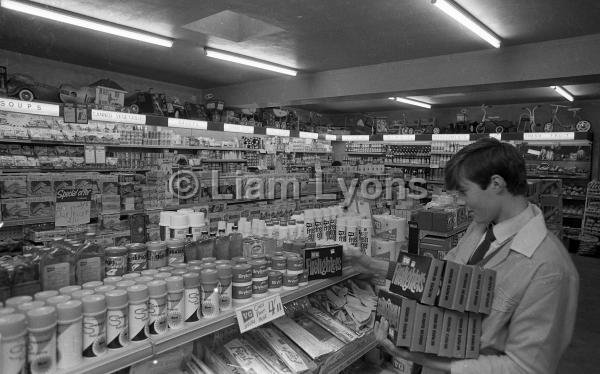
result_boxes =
[62,341,152,374]
[2,217,54,227]
[0,167,151,173]
[585,211,600,218]
[430,151,457,155]
[563,213,583,219]
[201,159,247,163]
[562,195,587,200]
[279,150,332,154]
[330,335,377,374]
[583,228,600,236]
[152,267,359,355]
[346,151,385,156]
[587,193,600,199]
[385,163,430,168]
[420,223,470,238]
[527,174,589,180]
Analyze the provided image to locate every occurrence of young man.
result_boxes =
[349,138,579,374]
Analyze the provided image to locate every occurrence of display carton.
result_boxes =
[409,303,430,352]
[437,260,460,309]
[438,310,458,358]
[465,266,484,313]
[451,264,473,312]
[425,306,444,355]
[389,253,444,306]
[479,268,497,315]
[453,312,468,358]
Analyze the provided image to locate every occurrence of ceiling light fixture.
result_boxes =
[431,0,501,48]
[551,86,574,102]
[389,97,432,109]
[205,47,297,76]
[1,0,173,47]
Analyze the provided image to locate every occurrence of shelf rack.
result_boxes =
[61,267,359,374]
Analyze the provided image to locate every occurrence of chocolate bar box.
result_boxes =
[376,290,404,346]
[389,253,444,305]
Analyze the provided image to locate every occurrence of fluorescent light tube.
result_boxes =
[1,0,173,47]
[205,47,297,76]
[432,0,501,48]
[390,97,432,109]
[551,86,574,102]
[299,131,319,140]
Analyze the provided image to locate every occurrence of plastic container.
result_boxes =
[283,272,299,290]
[116,280,136,290]
[18,301,46,313]
[217,265,232,312]
[102,277,122,287]
[81,294,107,358]
[147,280,168,336]
[82,281,103,291]
[45,295,71,308]
[304,209,315,242]
[359,218,373,256]
[104,246,128,277]
[250,260,268,299]
[41,242,76,291]
[228,225,244,258]
[159,211,173,241]
[214,229,230,260]
[154,272,172,280]
[26,306,58,374]
[268,271,283,293]
[76,233,105,285]
[94,285,116,295]
[166,239,185,265]
[188,212,206,241]
[127,285,149,341]
[56,300,83,369]
[70,289,94,301]
[169,213,189,240]
[183,272,201,323]
[200,269,219,318]
[141,269,159,277]
[146,241,167,269]
[337,216,347,244]
[166,276,185,330]
[34,290,59,303]
[5,295,32,309]
[59,285,82,297]
[126,243,148,272]
[197,231,215,259]
[0,313,27,374]
[105,290,128,349]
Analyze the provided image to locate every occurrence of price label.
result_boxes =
[235,293,285,333]
[55,188,92,227]
[168,118,208,130]
[432,134,470,141]
[91,109,146,124]
[523,132,574,141]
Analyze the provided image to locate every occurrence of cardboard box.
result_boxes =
[1,198,29,220]
[0,175,27,198]
[425,306,444,355]
[389,253,444,305]
[53,178,72,193]
[465,313,482,359]
[451,264,473,312]
[438,310,458,358]
[415,210,433,231]
[438,260,460,309]
[410,303,430,352]
[27,174,53,197]
[376,290,403,346]
[431,209,456,233]
[29,196,55,219]
[398,297,416,348]
[465,266,484,313]
[479,268,496,315]
[453,312,468,358]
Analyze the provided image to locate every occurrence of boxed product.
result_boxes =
[306,307,360,344]
[223,339,279,374]
[438,310,458,358]
[53,177,73,193]
[99,175,119,194]
[465,313,482,359]
[101,195,121,214]
[272,316,336,359]
[1,198,29,220]
[27,173,54,197]
[242,334,298,374]
[29,196,55,219]
[292,314,345,352]
[0,175,27,198]
[409,303,430,352]
[425,306,444,355]
[414,210,433,231]
[249,328,317,373]
[453,312,468,358]
[375,290,403,346]
[437,260,460,309]
[451,264,473,312]
[479,268,496,315]
[389,253,444,305]
[430,209,456,233]
[397,296,416,347]
[465,266,484,313]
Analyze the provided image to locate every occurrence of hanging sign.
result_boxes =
[0,98,60,116]
[523,132,574,141]
[235,293,284,333]
[383,134,416,141]
[432,134,470,141]
[91,109,146,124]
[55,188,92,227]
[168,118,208,130]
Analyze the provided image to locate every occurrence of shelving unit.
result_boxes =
[60,267,360,374]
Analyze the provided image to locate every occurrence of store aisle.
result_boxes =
[557,255,600,373]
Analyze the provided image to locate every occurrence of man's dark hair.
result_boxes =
[445,138,528,196]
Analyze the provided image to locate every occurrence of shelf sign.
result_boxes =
[523,132,574,141]
[266,128,291,137]
[383,134,416,142]
[299,131,319,139]
[432,134,470,141]
[489,133,501,140]
[91,109,146,124]
[167,118,208,130]
[55,188,92,227]
[0,98,60,117]
[341,135,370,141]
[235,293,284,333]
[223,123,255,134]
[325,134,338,141]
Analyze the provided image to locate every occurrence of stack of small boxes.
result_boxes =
[376,253,496,359]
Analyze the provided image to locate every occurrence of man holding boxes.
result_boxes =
[349,138,579,374]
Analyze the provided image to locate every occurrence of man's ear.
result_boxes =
[489,174,507,193]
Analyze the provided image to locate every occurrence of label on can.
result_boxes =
[219,281,232,311]
[128,252,147,272]
[128,303,149,341]
[167,292,184,329]
[82,315,107,357]
[148,249,167,269]
[105,256,127,276]
[232,281,252,300]
[201,285,220,318]
[107,308,128,349]
[184,288,200,322]
[148,297,168,335]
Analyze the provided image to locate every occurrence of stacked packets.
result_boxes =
[376,253,496,359]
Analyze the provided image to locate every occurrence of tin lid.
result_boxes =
[269,271,283,280]
[171,269,188,276]
[201,257,217,263]
[200,269,218,284]
[232,263,252,275]
[45,295,71,307]
[116,280,136,290]
[71,289,95,300]
[166,238,185,248]
[56,300,82,323]
[159,211,173,226]
[147,280,167,298]
[166,276,184,293]
[141,269,159,277]
[231,256,248,264]
[127,243,147,252]
[0,307,17,316]
[187,260,203,267]
[146,241,166,251]
[102,277,123,286]
[202,262,217,270]
[250,254,265,261]
[105,289,128,308]
[154,272,172,279]
[127,284,149,303]
[94,285,116,294]
[158,266,175,272]
[169,213,189,228]
[0,313,27,338]
[172,263,188,269]
[5,295,33,308]
[82,281,104,290]
[188,265,204,273]
[17,301,46,313]
[216,264,232,279]
[183,272,200,288]
[215,260,231,266]
[122,273,141,280]
[135,276,155,284]
[105,246,128,255]
[34,290,59,302]
[81,294,106,314]
[26,306,57,330]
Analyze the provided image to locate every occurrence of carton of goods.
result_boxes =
[389,253,445,305]
[0,175,27,198]
[27,174,53,197]
[409,303,430,352]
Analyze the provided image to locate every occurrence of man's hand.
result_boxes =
[374,317,390,344]
[343,246,375,274]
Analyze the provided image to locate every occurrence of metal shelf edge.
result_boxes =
[62,341,153,374]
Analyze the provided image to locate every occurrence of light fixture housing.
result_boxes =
[389,97,432,109]
[432,0,501,48]
[1,0,173,47]
[205,47,298,76]
[551,86,574,102]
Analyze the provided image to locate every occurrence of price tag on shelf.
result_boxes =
[235,293,285,333]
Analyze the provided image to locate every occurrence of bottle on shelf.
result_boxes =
[75,233,105,285]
